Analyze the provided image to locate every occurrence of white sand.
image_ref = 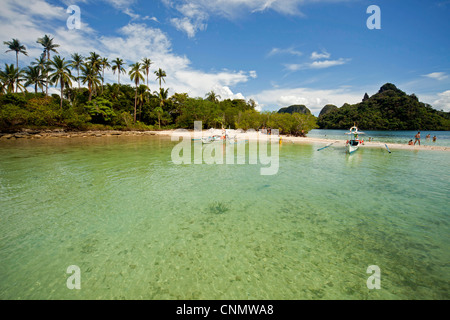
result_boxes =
[154,129,450,152]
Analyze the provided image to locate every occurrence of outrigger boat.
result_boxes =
[345,125,365,154]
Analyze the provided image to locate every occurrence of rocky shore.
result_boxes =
[0,129,159,140]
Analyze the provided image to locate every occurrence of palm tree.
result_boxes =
[48,56,73,110]
[87,52,102,72]
[111,58,126,85]
[23,66,46,94]
[99,57,111,94]
[129,62,145,123]
[3,39,28,69]
[136,85,148,122]
[70,53,84,89]
[80,63,101,102]
[205,90,221,103]
[31,55,49,94]
[37,35,60,96]
[154,68,166,90]
[0,64,24,93]
[156,87,169,129]
[141,58,153,90]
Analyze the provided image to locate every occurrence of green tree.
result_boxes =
[154,68,166,90]
[31,55,49,93]
[99,57,111,94]
[80,63,101,101]
[37,35,60,96]
[23,66,46,94]
[111,58,126,85]
[87,52,102,72]
[129,62,145,123]
[48,56,73,110]
[3,38,28,69]
[0,64,24,93]
[141,58,153,90]
[205,90,221,104]
[70,53,84,89]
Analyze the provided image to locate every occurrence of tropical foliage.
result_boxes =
[318,84,450,130]
[8,36,447,134]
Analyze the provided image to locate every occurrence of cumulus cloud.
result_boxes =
[0,0,254,101]
[432,90,450,111]
[250,87,363,114]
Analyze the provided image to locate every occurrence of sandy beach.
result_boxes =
[155,129,450,152]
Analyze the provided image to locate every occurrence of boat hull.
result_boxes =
[346,140,361,154]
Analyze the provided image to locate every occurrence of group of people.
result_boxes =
[408,132,437,145]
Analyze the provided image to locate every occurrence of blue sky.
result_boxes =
[0,0,449,114]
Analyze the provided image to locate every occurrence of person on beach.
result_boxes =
[414,132,421,145]
[408,139,414,145]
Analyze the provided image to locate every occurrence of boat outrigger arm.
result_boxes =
[345,125,365,154]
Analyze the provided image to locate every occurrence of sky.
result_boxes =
[0,0,449,115]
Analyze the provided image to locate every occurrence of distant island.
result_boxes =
[278,105,311,115]
[317,83,450,131]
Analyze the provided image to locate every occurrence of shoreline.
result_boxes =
[1,129,449,152]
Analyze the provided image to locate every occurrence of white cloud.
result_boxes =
[164,0,349,36]
[423,72,448,81]
[267,47,303,57]
[310,58,350,69]
[285,58,350,71]
[432,90,450,111]
[311,51,330,60]
[170,17,206,38]
[250,87,363,114]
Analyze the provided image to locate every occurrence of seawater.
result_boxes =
[308,129,450,147]
[0,136,448,299]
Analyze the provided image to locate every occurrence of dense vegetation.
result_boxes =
[278,105,311,115]
[318,104,338,117]
[318,84,450,130]
[0,36,317,136]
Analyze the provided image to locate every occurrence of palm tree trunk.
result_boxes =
[134,86,137,123]
[35,83,38,94]
[16,52,19,70]
[60,81,64,110]
[88,83,92,101]
[46,52,50,96]
[77,69,80,89]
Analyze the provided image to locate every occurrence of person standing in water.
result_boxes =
[414,131,421,145]
[433,136,437,142]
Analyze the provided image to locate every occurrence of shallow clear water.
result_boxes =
[308,129,450,147]
[0,136,448,300]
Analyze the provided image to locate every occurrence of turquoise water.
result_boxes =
[0,136,449,300]
[308,129,450,147]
